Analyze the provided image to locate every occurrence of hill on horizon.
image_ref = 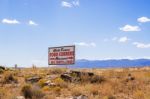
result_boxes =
[68,59,150,68]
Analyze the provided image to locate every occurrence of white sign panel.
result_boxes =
[48,45,75,65]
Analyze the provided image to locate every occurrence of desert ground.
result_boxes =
[0,66,150,99]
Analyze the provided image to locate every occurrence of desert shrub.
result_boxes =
[90,86,99,96]
[43,94,56,99]
[80,74,91,83]
[21,85,44,99]
[91,75,105,83]
[49,86,61,96]
[71,86,84,96]
[145,72,150,78]
[32,87,45,99]
[0,88,6,99]
[42,86,61,95]
[21,85,32,99]
[70,72,78,77]
[107,95,116,99]
[133,90,144,99]
[38,79,47,88]
[49,68,66,75]
[82,84,100,97]
[102,96,116,99]
[80,74,105,83]
[42,86,51,92]
[53,86,61,92]
[2,71,18,84]
[53,77,64,84]
[12,70,21,76]
[0,69,4,74]
[24,75,34,80]
[89,95,101,99]
[144,94,150,99]
[103,96,108,99]
[100,82,114,96]
[53,77,68,88]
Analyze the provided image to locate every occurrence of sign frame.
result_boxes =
[48,45,75,65]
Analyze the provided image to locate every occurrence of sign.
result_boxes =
[48,45,75,65]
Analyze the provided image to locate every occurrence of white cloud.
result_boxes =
[28,20,38,26]
[137,17,150,23]
[75,42,96,47]
[61,0,80,8]
[120,25,141,32]
[104,37,130,43]
[2,19,20,24]
[118,37,130,43]
[72,0,80,6]
[133,42,150,48]
[61,1,72,8]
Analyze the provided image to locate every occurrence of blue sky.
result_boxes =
[0,0,150,67]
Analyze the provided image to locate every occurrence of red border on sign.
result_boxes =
[48,45,75,65]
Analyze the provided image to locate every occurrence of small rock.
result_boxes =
[128,76,135,81]
[73,95,88,99]
[71,71,82,77]
[48,82,56,87]
[13,83,20,87]
[45,80,56,87]
[61,74,72,82]
[71,71,94,77]
[45,80,52,84]
[26,76,41,83]
[46,75,58,80]
[87,72,94,77]
[15,96,25,99]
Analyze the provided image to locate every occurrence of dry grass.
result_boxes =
[2,71,18,84]
[48,68,67,75]
[0,67,150,99]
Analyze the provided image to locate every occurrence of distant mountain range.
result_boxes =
[68,59,150,68]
